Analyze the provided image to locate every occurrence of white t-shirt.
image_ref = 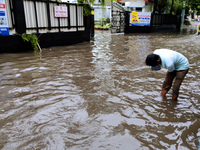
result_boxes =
[153,49,189,72]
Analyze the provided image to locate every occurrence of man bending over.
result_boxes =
[145,49,189,101]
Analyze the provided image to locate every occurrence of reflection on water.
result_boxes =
[0,29,200,150]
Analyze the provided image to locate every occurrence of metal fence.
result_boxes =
[128,12,178,26]
[151,13,178,26]
[5,0,14,32]
[5,0,84,35]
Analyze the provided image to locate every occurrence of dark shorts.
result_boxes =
[162,69,189,95]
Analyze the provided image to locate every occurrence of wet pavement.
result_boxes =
[0,27,200,149]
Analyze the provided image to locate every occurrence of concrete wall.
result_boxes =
[93,6,111,22]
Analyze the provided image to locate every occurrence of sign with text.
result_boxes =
[131,12,151,27]
[54,6,68,18]
[132,11,139,24]
[0,0,9,35]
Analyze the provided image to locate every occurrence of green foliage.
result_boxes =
[157,0,171,14]
[22,33,39,51]
[82,4,91,16]
[197,11,200,15]
[106,17,110,23]
[94,22,98,25]
[153,0,191,15]
[95,24,103,28]
[99,17,105,26]
[173,1,182,15]
[94,23,111,29]
[77,0,93,16]
[180,0,200,16]
[154,0,200,15]
[148,5,152,12]
[78,0,95,5]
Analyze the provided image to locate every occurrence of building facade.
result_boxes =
[93,0,153,22]
[119,0,153,12]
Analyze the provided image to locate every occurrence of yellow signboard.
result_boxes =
[132,11,139,23]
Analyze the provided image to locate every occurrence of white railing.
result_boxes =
[5,0,85,35]
[5,0,15,34]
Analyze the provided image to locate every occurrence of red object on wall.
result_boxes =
[0,4,5,9]
[54,6,68,18]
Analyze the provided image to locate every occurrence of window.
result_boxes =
[136,7,142,12]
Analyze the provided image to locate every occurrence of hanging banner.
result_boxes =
[131,12,151,27]
[0,0,9,35]
[54,6,68,18]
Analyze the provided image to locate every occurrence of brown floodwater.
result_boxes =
[0,28,200,150]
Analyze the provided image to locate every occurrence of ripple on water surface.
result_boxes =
[0,30,200,150]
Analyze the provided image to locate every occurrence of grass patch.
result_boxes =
[94,23,111,30]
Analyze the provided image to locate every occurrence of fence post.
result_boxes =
[176,15,181,31]
[33,0,39,34]
[12,0,26,34]
[76,4,78,31]
[67,3,71,29]
[46,0,51,30]
[124,11,130,34]
[150,13,154,32]
[90,8,94,37]
[83,4,92,41]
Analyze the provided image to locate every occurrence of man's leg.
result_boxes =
[172,69,189,101]
[161,71,176,97]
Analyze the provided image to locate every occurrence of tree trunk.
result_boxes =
[170,0,174,14]
[153,0,158,13]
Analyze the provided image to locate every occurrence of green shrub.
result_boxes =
[22,33,39,51]
[106,18,110,23]
[99,17,105,26]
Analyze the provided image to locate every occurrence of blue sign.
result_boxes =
[0,11,5,16]
[0,0,9,35]
[0,27,9,35]
[131,12,151,27]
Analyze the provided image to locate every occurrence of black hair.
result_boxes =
[145,54,159,66]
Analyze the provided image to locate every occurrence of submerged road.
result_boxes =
[0,28,200,149]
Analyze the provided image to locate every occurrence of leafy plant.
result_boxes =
[82,4,91,16]
[106,17,110,23]
[148,5,152,12]
[99,17,105,26]
[22,33,39,51]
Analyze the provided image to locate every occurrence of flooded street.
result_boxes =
[0,29,200,150]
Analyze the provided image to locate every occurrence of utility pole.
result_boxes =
[181,1,185,25]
